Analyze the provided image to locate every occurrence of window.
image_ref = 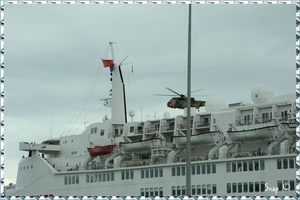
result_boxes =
[243,182,248,192]
[262,113,269,123]
[249,161,253,171]
[238,182,242,193]
[122,171,125,180]
[126,171,129,179]
[141,169,144,178]
[159,187,163,196]
[72,176,75,184]
[241,162,246,172]
[255,182,259,192]
[182,166,185,176]
[260,160,265,170]
[141,188,144,196]
[237,162,242,172]
[100,129,104,136]
[130,170,134,179]
[207,184,211,194]
[254,160,259,171]
[249,182,253,192]
[192,165,195,175]
[90,175,93,183]
[212,164,216,173]
[172,186,176,196]
[76,175,79,184]
[277,159,282,169]
[232,183,236,193]
[176,166,180,176]
[207,164,211,174]
[99,173,102,182]
[290,180,295,190]
[150,188,154,196]
[68,176,71,184]
[283,159,288,169]
[111,172,114,181]
[227,183,231,193]
[227,163,231,172]
[277,180,282,191]
[94,174,98,182]
[192,185,196,195]
[197,185,201,194]
[177,186,181,195]
[94,127,97,133]
[212,184,217,194]
[172,167,175,176]
[103,173,106,182]
[129,126,134,133]
[107,172,111,181]
[64,176,67,185]
[155,187,158,196]
[145,169,149,178]
[289,158,294,169]
[202,184,206,194]
[182,186,186,195]
[202,165,206,174]
[260,181,265,192]
[197,165,201,174]
[232,162,236,172]
[283,180,288,191]
[159,168,163,177]
[155,168,158,177]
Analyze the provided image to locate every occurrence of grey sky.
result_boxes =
[3,4,295,184]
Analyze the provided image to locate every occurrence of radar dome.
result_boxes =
[205,95,227,112]
[251,84,274,104]
[163,111,171,119]
[129,110,135,117]
[129,110,135,122]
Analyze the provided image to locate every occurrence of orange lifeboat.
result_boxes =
[87,144,115,156]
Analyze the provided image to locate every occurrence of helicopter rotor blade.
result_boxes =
[166,87,182,96]
[191,88,203,94]
[153,94,176,96]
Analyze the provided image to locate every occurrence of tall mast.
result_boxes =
[103,42,127,124]
[109,42,115,61]
[186,3,192,196]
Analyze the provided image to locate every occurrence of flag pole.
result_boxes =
[186,3,192,196]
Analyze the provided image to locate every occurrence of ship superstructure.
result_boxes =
[4,44,296,196]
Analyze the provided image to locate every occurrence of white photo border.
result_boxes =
[0,0,299,199]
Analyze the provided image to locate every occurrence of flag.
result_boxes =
[109,65,114,72]
[102,59,114,67]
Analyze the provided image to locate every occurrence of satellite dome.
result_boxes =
[205,95,227,112]
[251,84,274,104]
[163,111,171,119]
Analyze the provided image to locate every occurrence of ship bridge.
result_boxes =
[19,142,61,152]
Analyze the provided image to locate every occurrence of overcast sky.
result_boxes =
[3,4,295,185]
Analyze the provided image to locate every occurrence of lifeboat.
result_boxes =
[87,144,115,156]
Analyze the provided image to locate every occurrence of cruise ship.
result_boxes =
[4,41,296,196]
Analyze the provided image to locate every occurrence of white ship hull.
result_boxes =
[5,153,296,196]
[4,43,297,197]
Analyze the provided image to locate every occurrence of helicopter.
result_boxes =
[154,87,206,109]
